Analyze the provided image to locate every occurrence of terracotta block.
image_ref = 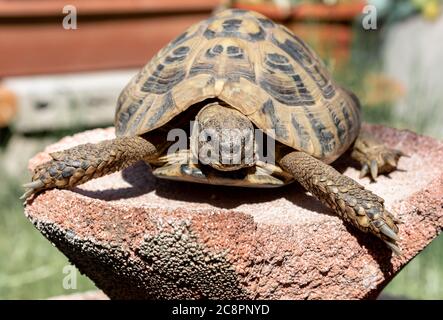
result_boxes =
[24,124,443,299]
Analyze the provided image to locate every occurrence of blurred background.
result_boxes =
[0,0,442,299]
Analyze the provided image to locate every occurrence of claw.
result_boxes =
[370,160,378,180]
[384,240,402,256]
[396,150,409,158]
[181,164,205,179]
[392,216,403,224]
[386,154,398,167]
[360,163,369,179]
[22,180,45,189]
[20,180,45,200]
[379,224,399,241]
[20,189,34,200]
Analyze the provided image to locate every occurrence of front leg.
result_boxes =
[351,130,405,180]
[22,136,158,199]
[280,151,400,254]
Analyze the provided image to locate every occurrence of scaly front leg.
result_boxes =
[22,136,158,199]
[280,151,401,254]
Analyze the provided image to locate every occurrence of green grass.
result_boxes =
[0,173,96,299]
[383,235,443,299]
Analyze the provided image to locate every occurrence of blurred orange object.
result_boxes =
[0,86,17,127]
[360,73,406,106]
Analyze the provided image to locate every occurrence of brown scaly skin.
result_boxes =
[279,151,401,254]
[352,130,406,180]
[21,136,158,199]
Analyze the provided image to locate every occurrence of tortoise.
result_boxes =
[22,9,404,254]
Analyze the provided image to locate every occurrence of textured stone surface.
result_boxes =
[24,124,443,299]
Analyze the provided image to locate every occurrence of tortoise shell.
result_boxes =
[115,9,361,164]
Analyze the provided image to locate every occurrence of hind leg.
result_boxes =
[351,130,406,180]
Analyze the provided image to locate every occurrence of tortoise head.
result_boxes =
[191,102,255,171]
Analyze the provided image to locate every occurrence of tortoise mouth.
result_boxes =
[208,158,255,171]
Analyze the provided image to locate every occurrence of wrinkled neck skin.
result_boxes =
[190,102,256,171]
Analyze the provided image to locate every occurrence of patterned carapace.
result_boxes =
[115,9,361,163]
